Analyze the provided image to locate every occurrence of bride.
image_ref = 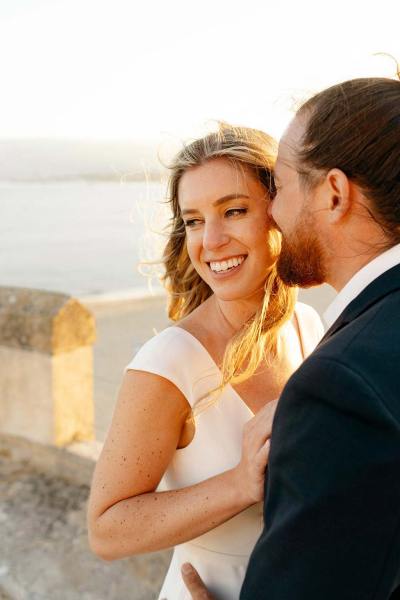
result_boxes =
[87,123,324,599]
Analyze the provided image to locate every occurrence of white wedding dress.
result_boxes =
[126,302,324,600]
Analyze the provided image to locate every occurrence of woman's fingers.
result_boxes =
[181,563,216,599]
[256,439,271,468]
[256,397,278,429]
[236,400,277,504]
[243,399,277,451]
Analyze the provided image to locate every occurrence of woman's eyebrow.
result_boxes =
[213,193,250,206]
[181,194,250,216]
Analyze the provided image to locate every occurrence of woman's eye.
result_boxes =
[225,208,247,218]
[184,218,202,228]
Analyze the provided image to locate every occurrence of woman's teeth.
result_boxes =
[209,256,245,273]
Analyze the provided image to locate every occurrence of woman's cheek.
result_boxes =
[186,239,201,270]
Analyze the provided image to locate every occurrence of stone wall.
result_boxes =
[0,287,95,446]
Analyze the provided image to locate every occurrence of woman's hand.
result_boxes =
[232,399,278,504]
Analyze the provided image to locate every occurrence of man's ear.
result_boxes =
[325,168,351,223]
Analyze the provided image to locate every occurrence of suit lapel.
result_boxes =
[319,263,400,345]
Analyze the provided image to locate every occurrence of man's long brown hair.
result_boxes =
[297,77,400,245]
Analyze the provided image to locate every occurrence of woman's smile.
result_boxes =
[207,254,247,275]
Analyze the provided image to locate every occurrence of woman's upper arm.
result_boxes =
[88,369,192,520]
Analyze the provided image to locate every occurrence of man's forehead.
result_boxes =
[276,116,305,171]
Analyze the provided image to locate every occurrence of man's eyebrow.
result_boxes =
[181,194,250,216]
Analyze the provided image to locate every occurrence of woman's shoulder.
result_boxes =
[126,326,200,370]
[125,326,205,404]
[294,301,325,352]
[294,301,323,323]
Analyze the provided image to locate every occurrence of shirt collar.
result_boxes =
[323,243,400,329]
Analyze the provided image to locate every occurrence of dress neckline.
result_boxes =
[170,325,255,417]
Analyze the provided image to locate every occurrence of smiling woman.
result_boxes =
[163,124,300,395]
[178,159,274,304]
[87,123,324,600]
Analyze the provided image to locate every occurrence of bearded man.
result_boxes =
[182,76,400,600]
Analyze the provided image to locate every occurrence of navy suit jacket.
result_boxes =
[241,264,400,599]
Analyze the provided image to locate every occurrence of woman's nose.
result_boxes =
[202,221,230,251]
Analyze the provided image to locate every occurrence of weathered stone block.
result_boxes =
[0,287,96,446]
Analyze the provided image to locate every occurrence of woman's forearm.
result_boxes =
[89,467,253,560]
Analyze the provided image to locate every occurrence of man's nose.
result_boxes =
[202,221,230,251]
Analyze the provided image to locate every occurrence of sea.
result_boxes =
[1,180,170,300]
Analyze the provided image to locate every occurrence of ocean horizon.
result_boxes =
[1,179,169,299]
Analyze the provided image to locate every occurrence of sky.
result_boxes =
[0,0,399,144]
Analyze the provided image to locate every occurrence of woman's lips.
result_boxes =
[206,256,247,278]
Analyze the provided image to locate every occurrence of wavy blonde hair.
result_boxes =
[162,123,297,406]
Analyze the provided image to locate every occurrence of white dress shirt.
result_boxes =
[323,243,400,329]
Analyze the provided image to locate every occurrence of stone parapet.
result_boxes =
[0,287,96,446]
[0,286,95,353]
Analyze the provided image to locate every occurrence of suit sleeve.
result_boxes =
[240,356,400,600]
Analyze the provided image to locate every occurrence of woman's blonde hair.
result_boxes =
[162,123,297,403]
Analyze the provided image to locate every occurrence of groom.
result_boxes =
[182,77,400,599]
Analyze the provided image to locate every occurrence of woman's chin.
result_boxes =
[212,285,266,304]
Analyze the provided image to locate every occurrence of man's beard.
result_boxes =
[276,215,327,288]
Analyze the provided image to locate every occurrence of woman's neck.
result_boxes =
[211,292,265,338]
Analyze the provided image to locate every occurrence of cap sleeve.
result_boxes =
[125,327,198,406]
